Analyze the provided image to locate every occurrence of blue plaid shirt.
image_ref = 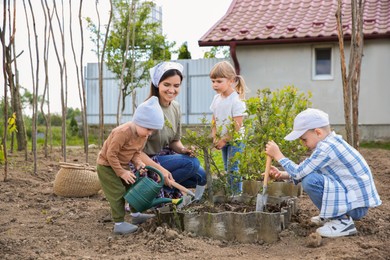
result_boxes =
[279,132,382,218]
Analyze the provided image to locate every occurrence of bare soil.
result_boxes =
[1,147,389,260]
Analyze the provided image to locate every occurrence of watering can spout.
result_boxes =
[151,197,183,208]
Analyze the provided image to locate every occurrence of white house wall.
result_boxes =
[236,40,390,140]
[359,39,390,124]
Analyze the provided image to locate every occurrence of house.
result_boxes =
[198,0,390,141]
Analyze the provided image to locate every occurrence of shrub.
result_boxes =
[68,115,79,136]
[231,86,312,180]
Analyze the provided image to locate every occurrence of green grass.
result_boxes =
[35,126,98,146]
[360,141,390,150]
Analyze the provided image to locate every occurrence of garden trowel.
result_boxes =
[170,181,196,208]
[256,155,272,212]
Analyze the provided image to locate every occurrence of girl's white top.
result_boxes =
[210,91,246,137]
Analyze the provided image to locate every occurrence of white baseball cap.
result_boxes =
[284,108,330,141]
[133,96,164,130]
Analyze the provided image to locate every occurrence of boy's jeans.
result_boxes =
[156,154,207,188]
[222,142,244,194]
[302,173,368,220]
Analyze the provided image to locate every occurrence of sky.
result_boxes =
[0,0,232,114]
[154,0,232,59]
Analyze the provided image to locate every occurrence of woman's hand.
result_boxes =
[214,139,227,150]
[161,168,174,186]
[120,170,136,185]
[181,146,195,157]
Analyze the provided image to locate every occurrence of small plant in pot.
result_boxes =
[230,86,312,196]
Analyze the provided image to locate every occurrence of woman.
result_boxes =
[139,61,207,200]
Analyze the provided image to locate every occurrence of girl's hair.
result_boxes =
[147,69,183,99]
[209,61,248,99]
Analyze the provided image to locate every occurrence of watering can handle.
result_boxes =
[135,165,165,185]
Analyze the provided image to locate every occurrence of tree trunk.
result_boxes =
[336,0,365,149]
[7,1,28,159]
[23,0,39,174]
[129,0,137,118]
[101,0,112,131]
[40,0,51,158]
[78,0,89,162]
[96,1,103,147]
[8,1,27,154]
[48,0,67,161]
[350,0,364,148]
[116,2,134,126]
[28,0,40,174]
[69,0,82,150]
[55,0,68,160]
[11,60,27,154]
[5,47,16,151]
[336,0,352,144]
[203,148,214,204]
[1,0,9,181]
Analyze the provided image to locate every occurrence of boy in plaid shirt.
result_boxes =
[265,108,382,238]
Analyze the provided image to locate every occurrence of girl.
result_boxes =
[209,61,248,195]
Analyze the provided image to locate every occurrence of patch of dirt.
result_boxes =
[1,147,389,259]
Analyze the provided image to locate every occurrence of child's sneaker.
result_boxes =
[113,222,138,235]
[131,213,155,225]
[316,216,357,238]
[310,215,329,225]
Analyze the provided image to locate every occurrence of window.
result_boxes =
[312,47,333,80]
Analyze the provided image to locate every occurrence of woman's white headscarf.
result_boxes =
[149,62,184,87]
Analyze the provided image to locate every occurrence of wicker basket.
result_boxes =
[53,162,101,197]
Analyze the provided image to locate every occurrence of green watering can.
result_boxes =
[123,166,182,212]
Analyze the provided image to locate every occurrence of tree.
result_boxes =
[77,0,89,161]
[116,0,134,125]
[86,0,113,146]
[178,41,191,59]
[23,0,40,174]
[203,46,229,59]
[40,0,52,158]
[69,0,88,161]
[68,115,79,136]
[1,0,10,181]
[3,0,28,156]
[88,0,174,117]
[336,0,365,148]
[44,0,68,161]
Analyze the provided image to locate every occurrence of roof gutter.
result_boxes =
[198,33,390,47]
[229,42,240,75]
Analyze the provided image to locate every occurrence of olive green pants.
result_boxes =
[97,164,130,223]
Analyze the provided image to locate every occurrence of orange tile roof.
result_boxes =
[199,0,390,46]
